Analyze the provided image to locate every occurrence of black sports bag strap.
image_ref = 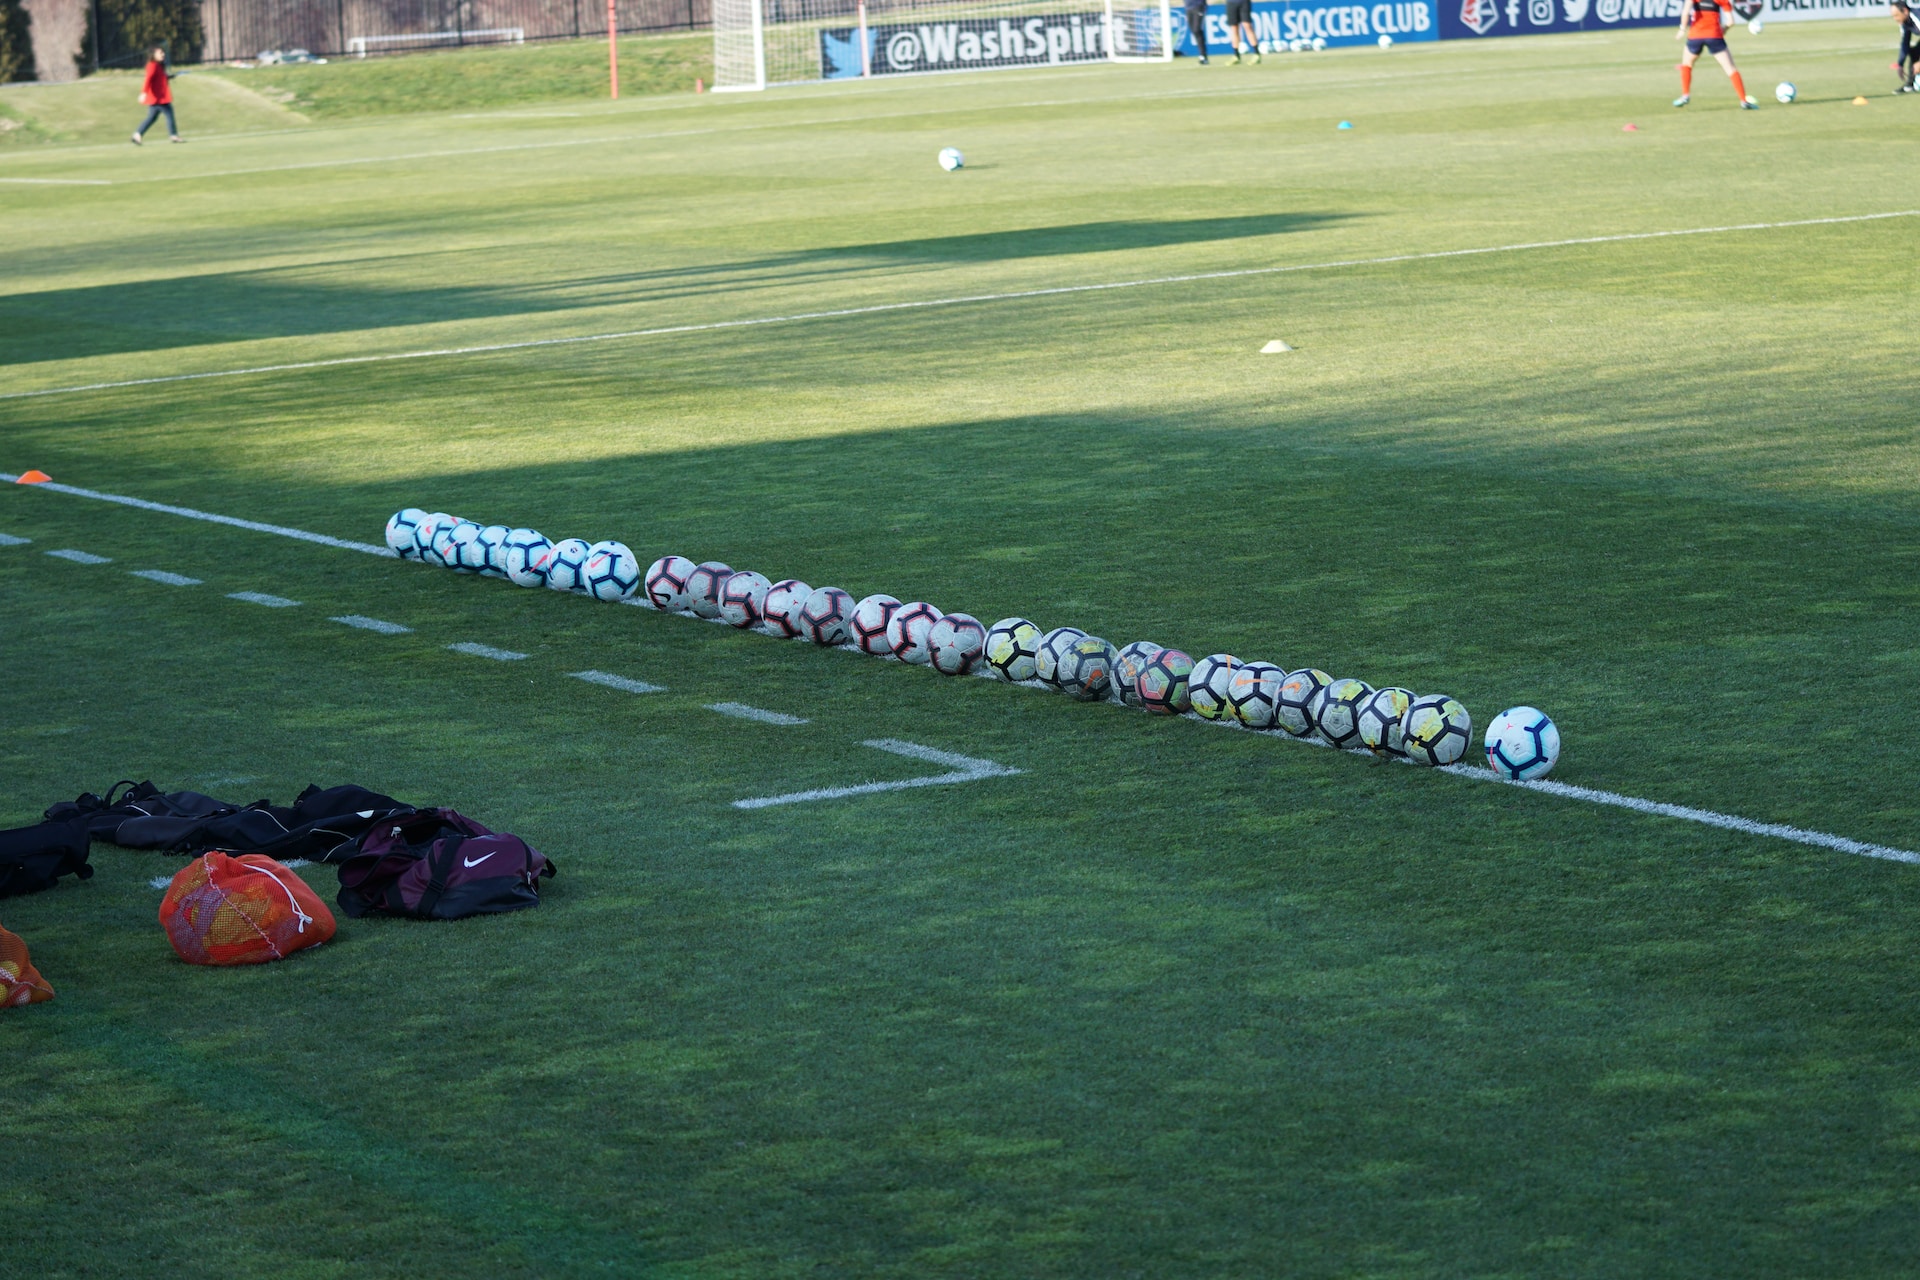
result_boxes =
[414,835,463,919]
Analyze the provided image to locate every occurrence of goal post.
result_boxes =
[713,0,1172,90]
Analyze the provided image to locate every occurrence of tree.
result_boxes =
[0,0,33,84]
[91,0,203,70]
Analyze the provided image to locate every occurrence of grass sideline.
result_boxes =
[6,19,1920,1278]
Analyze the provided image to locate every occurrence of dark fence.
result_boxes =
[195,0,706,63]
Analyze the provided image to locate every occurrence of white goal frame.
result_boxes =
[347,27,526,57]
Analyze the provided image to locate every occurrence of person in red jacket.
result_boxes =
[1673,0,1756,108]
[131,47,183,145]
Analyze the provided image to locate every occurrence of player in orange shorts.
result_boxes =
[1674,0,1756,108]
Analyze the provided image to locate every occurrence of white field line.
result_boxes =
[45,548,110,564]
[448,641,527,661]
[5,209,1914,404]
[332,614,411,634]
[572,669,665,694]
[0,532,29,545]
[129,569,201,586]
[228,590,300,607]
[707,702,810,725]
[732,737,1022,809]
[0,475,395,555]
[0,177,112,185]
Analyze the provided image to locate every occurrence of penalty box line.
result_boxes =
[8,474,1918,864]
[6,208,1916,404]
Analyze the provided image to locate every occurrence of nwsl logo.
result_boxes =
[1460,0,1499,29]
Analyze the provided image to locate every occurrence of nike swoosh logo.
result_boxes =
[463,852,495,868]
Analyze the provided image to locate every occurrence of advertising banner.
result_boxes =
[1438,0,1680,41]
[1173,0,1438,53]
[1754,0,1886,22]
[821,12,1117,78]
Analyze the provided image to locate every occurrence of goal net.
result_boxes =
[713,0,1173,90]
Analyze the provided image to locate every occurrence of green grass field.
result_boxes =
[5,21,1920,1276]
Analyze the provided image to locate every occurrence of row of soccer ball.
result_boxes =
[381,508,1563,781]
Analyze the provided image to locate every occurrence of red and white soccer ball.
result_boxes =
[800,587,855,646]
[761,579,812,637]
[886,601,942,664]
[686,561,733,619]
[848,594,901,655]
[928,612,987,675]
[718,570,772,628]
[644,555,696,611]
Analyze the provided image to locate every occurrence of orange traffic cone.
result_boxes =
[15,470,50,484]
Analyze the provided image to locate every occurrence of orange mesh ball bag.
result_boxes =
[0,924,54,1007]
[159,852,336,965]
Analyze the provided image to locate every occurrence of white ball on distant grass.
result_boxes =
[1748,17,1763,33]
[1056,636,1119,702]
[800,587,855,646]
[412,511,455,562]
[762,578,813,637]
[1288,38,1305,51]
[644,555,696,611]
[1312,35,1327,49]
[1275,667,1330,737]
[1226,661,1285,729]
[1312,678,1374,749]
[1187,653,1242,721]
[583,540,641,601]
[1034,626,1089,687]
[501,529,554,588]
[1375,33,1390,47]
[984,617,1042,682]
[472,524,511,576]
[686,561,733,618]
[848,594,902,655]
[433,520,482,572]
[1113,641,1165,708]
[718,570,772,627]
[1485,706,1560,780]
[545,538,593,592]
[1357,686,1413,758]
[938,146,964,171]
[886,601,942,664]
[1403,694,1471,767]
[1775,80,1796,103]
[1257,38,1271,53]
[928,612,987,675]
[385,508,428,559]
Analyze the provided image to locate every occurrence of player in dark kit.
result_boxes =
[1894,1,1918,93]
[1673,0,1756,109]
[1225,0,1261,61]
[1185,0,1210,63]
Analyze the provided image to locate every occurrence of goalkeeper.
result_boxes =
[1185,0,1210,64]
[1896,1,1918,93]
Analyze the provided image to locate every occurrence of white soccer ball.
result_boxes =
[1374,34,1388,47]
[1311,678,1374,749]
[433,519,482,572]
[471,524,511,576]
[1357,686,1413,758]
[1188,653,1242,721]
[686,561,733,619]
[886,601,942,664]
[1275,667,1330,737]
[1485,706,1560,780]
[848,594,902,655]
[984,617,1042,682]
[501,529,554,588]
[1056,635,1119,702]
[1749,17,1764,33]
[583,540,641,601]
[644,555,696,611]
[1403,694,1472,767]
[1113,641,1165,708]
[1257,39,1271,53]
[411,511,456,562]
[1288,38,1305,51]
[938,146,964,171]
[1226,662,1285,729]
[1034,626,1089,687]
[545,538,593,592]
[718,569,772,627]
[1775,80,1796,103]
[385,508,428,559]
[928,612,987,675]
[800,587,855,646]
[762,578,813,638]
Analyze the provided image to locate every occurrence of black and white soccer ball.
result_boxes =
[385,508,428,559]
[762,578,813,637]
[545,538,593,592]
[431,519,482,571]
[1188,653,1242,721]
[583,540,641,601]
[928,612,987,675]
[687,561,733,618]
[1226,661,1285,729]
[1357,686,1413,758]
[886,601,942,664]
[1311,678,1374,749]
[411,511,456,563]
[1275,668,1330,737]
[849,594,901,655]
[1138,647,1194,715]
[1034,626,1089,687]
[472,524,511,576]
[1057,635,1118,702]
[644,555,696,611]
[718,569,772,627]
[800,587,854,645]
[984,617,1042,682]
[501,529,554,588]
[1113,641,1165,708]
[1404,694,1472,767]
[1485,705,1558,780]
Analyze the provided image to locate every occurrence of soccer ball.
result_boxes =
[1403,694,1471,767]
[1056,635,1118,702]
[718,570,772,627]
[385,509,428,559]
[938,146,964,171]
[1275,667,1330,737]
[411,511,456,562]
[429,518,479,570]
[1485,706,1560,780]
[800,587,855,645]
[984,617,1042,681]
[1311,678,1374,749]
[644,555,696,611]
[762,578,813,638]
[1775,81,1795,103]
[1749,17,1764,33]
[583,540,641,601]
[1257,38,1271,53]
[1035,626,1089,686]
[887,601,942,664]
[1113,641,1166,708]
[1137,648,1194,715]
[1188,653,1242,721]
[1288,37,1305,51]
[545,538,593,592]
[849,594,902,655]
[1357,686,1413,758]
[1226,662,1285,729]
[928,612,987,675]
[687,561,733,619]
[1372,34,1386,47]
[501,529,554,588]
[470,524,510,576]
